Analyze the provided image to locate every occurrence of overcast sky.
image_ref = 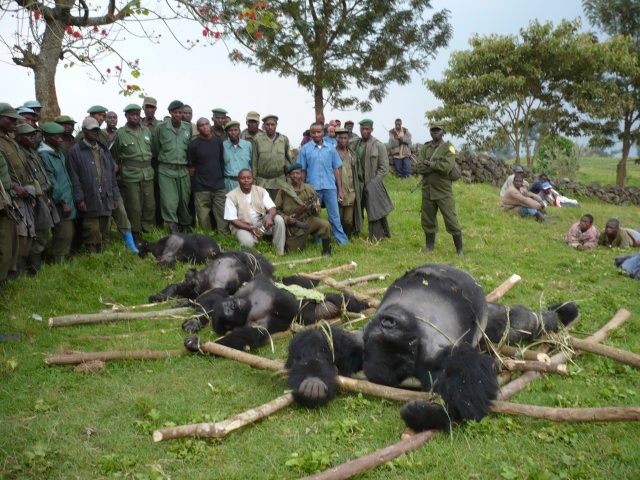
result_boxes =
[2,0,585,144]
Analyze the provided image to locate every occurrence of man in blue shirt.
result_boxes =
[222,120,253,192]
[297,122,348,245]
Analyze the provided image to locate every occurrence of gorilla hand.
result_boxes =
[298,377,328,402]
[182,316,205,333]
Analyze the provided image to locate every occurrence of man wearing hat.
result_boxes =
[0,105,38,276]
[151,100,192,233]
[211,108,229,141]
[76,105,109,145]
[142,97,160,130]
[352,119,393,241]
[67,117,121,252]
[275,162,332,255]
[343,120,359,142]
[416,124,463,255]
[39,121,76,263]
[297,122,348,246]
[335,128,362,236]
[241,111,262,141]
[23,100,42,117]
[17,107,38,127]
[0,104,20,282]
[252,114,292,201]
[54,115,77,154]
[16,123,60,274]
[223,168,286,255]
[110,104,155,246]
[187,117,226,234]
[223,120,253,193]
[500,164,529,198]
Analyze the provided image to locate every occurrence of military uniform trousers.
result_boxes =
[286,216,331,252]
[29,228,51,256]
[50,214,74,257]
[120,179,155,234]
[340,204,356,236]
[421,190,461,236]
[158,167,192,227]
[0,212,17,282]
[111,200,131,233]
[81,216,111,250]
[194,190,227,234]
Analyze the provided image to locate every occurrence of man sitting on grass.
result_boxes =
[565,214,599,250]
[598,218,640,248]
[500,174,546,222]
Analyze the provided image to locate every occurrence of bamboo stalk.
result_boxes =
[569,337,640,369]
[153,393,295,441]
[273,256,324,267]
[336,273,389,287]
[45,349,187,365]
[485,274,521,302]
[499,345,551,364]
[501,359,568,376]
[491,401,640,422]
[48,307,194,327]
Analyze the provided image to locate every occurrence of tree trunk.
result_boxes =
[314,83,324,120]
[34,19,66,120]
[616,135,631,187]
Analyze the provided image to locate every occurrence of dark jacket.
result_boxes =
[67,140,120,218]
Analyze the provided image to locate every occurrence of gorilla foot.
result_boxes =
[182,317,204,333]
[298,377,329,404]
[184,335,202,353]
[400,399,452,432]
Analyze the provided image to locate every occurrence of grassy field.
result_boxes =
[576,156,640,189]
[1,172,639,479]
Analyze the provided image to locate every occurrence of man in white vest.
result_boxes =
[224,168,286,255]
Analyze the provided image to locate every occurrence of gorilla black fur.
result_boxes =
[183,275,369,351]
[286,263,579,432]
[138,234,221,267]
[148,250,273,302]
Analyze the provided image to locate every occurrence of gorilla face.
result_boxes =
[213,298,251,334]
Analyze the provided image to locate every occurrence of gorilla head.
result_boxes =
[212,297,252,335]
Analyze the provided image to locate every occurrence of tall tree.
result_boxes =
[425,20,609,168]
[582,0,640,186]
[193,0,451,117]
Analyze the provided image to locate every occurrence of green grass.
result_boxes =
[576,156,640,188]
[1,176,639,479]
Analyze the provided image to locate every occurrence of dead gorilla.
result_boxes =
[184,274,368,351]
[138,234,221,267]
[148,251,273,302]
[285,264,578,431]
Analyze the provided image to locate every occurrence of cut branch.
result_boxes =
[48,307,193,327]
[491,401,640,422]
[273,256,324,267]
[485,274,521,302]
[569,337,640,369]
[45,349,187,365]
[300,261,358,280]
[336,273,389,287]
[501,359,568,376]
[499,345,551,363]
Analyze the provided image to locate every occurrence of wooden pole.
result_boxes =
[501,359,568,376]
[153,393,295,441]
[100,299,175,313]
[301,262,358,280]
[485,274,521,302]
[491,401,640,422]
[499,345,551,364]
[336,273,389,287]
[359,288,388,296]
[45,349,188,365]
[48,307,194,327]
[569,337,640,369]
[273,256,324,267]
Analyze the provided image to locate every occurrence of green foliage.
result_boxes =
[534,135,580,178]
[285,449,333,474]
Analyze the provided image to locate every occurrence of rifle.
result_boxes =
[0,179,23,224]
[287,196,317,229]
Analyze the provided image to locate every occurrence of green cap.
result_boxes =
[246,111,260,122]
[358,119,373,126]
[429,124,446,132]
[87,105,108,114]
[123,104,142,113]
[262,114,278,122]
[168,100,184,111]
[41,122,65,134]
[15,123,38,135]
[212,107,228,115]
[142,96,157,107]
[54,115,76,124]
[0,103,19,119]
[335,128,349,135]
[224,120,240,131]
[286,162,303,174]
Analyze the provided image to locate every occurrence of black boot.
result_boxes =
[453,234,464,256]
[534,211,545,223]
[167,222,179,234]
[27,255,41,276]
[321,239,332,256]
[422,233,436,253]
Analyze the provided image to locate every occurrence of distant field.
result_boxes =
[577,156,640,188]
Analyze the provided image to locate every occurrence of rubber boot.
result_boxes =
[122,231,140,254]
[422,233,436,253]
[27,255,41,276]
[321,238,332,256]
[453,234,464,256]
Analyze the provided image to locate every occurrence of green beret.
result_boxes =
[142,96,157,107]
[123,104,142,113]
[41,122,65,134]
[246,111,260,122]
[167,100,184,111]
[262,114,278,122]
[358,119,373,126]
[287,162,303,174]
[87,105,108,114]
[15,123,38,135]
[212,108,228,115]
[54,115,76,124]
[0,103,19,119]
[224,120,240,131]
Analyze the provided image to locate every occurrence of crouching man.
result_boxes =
[275,163,332,255]
[224,168,286,255]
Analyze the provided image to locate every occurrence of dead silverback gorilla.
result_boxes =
[138,234,221,267]
[184,274,368,350]
[285,264,579,432]
[148,251,273,302]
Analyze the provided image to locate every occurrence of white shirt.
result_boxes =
[224,187,275,224]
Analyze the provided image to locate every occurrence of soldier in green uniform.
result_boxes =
[15,123,60,274]
[0,105,19,283]
[416,125,463,255]
[241,111,262,141]
[252,114,292,201]
[54,115,77,155]
[151,100,192,232]
[39,122,76,262]
[335,128,362,236]
[111,104,155,242]
[275,163,332,255]
[211,108,228,141]
[142,97,160,130]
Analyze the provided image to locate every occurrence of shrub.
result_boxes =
[535,135,579,179]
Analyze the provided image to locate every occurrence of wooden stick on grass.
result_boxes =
[45,349,188,365]
[499,345,551,364]
[501,359,568,376]
[485,274,521,302]
[302,262,358,280]
[336,273,389,287]
[48,307,194,328]
[273,256,324,267]
[491,401,640,422]
[569,337,640,369]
